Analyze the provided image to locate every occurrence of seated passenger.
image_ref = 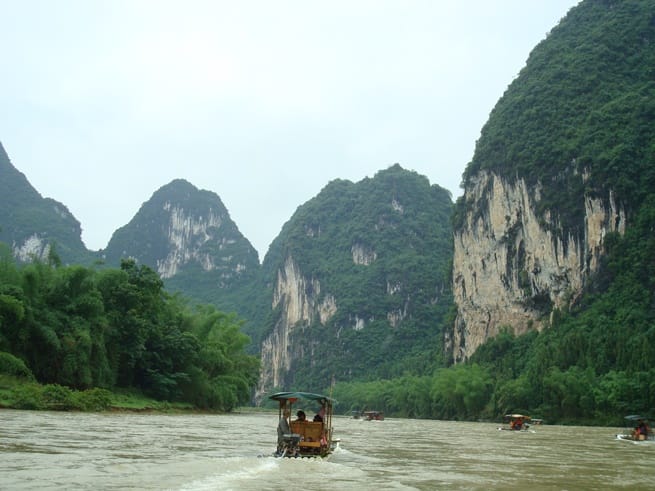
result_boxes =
[313,406,325,422]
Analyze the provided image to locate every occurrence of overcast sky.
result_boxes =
[1,0,579,259]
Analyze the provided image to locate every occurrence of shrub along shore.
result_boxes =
[0,374,202,412]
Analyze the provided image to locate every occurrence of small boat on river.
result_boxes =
[616,415,654,443]
[270,391,339,458]
[498,414,533,432]
[363,410,384,421]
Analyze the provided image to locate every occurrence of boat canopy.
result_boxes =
[624,415,648,421]
[269,391,335,406]
[505,414,528,419]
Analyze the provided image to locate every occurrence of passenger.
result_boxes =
[295,410,306,422]
[277,409,291,448]
[313,406,325,422]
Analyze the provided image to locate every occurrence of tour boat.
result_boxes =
[363,410,384,421]
[616,415,655,443]
[497,414,533,431]
[270,391,339,458]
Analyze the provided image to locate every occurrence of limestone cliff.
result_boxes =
[257,254,337,395]
[449,170,625,361]
[156,201,231,279]
[449,0,652,362]
[12,233,51,262]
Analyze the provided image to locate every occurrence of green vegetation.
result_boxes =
[332,365,492,421]
[0,142,95,265]
[103,179,260,280]
[456,0,655,237]
[261,164,454,390]
[334,225,655,426]
[0,374,196,412]
[0,243,259,412]
[102,178,268,352]
[334,219,655,425]
[334,0,655,426]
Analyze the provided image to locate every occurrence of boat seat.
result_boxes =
[299,441,322,448]
[290,421,324,447]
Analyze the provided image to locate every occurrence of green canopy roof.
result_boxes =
[269,391,334,405]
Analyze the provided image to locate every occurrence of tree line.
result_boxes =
[0,243,259,411]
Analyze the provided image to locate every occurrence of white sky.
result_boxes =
[1,0,579,259]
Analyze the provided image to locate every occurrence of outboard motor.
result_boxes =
[277,433,301,457]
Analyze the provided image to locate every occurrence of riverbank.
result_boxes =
[0,374,207,413]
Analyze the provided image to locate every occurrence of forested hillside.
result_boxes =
[457,0,655,233]
[0,142,94,265]
[460,0,655,422]
[258,164,454,393]
[330,0,655,424]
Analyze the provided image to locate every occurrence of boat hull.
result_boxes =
[273,439,339,458]
[616,434,655,444]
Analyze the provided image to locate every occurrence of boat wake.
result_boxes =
[327,445,383,465]
[497,428,536,433]
[175,456,279,490]
[615,434,655,444]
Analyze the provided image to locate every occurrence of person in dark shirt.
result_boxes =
[313,406,325,422]
[277,409,291,448]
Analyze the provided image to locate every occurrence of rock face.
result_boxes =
[12,233,51,262]
[258,253,337,393]
[449,170,625,362]
[447,0,654,362]
[156,202,229,279]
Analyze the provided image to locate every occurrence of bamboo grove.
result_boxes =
[0,243,259,411]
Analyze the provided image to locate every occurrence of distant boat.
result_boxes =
[270,391,339,458]
[616,415,654,443]
[498,414,533,432]
[363,410,384,421]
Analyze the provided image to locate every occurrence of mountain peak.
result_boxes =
[103,177,259,282]
[0,142,89,263]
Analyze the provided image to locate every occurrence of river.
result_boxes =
[1,409,653,490]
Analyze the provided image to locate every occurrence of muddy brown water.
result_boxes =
[1,409,653,490]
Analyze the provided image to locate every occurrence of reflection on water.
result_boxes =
[1,409,654,490]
